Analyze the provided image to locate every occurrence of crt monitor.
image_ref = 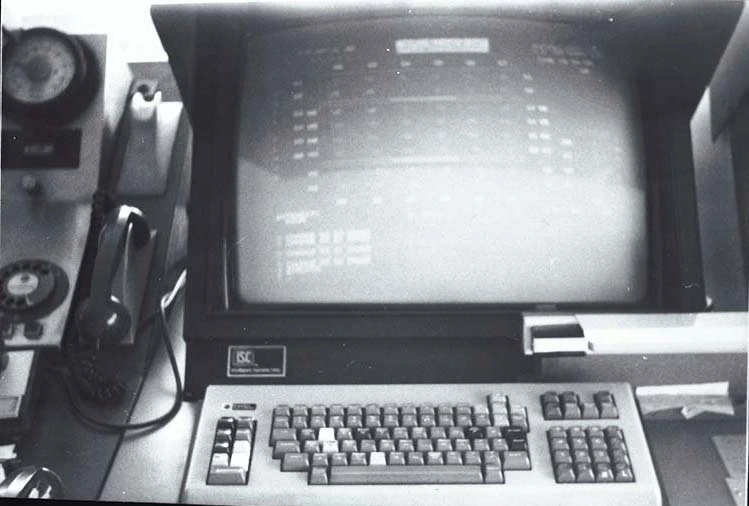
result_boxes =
[151,1,728,398]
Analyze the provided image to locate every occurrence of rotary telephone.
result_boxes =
[0,24,188,440]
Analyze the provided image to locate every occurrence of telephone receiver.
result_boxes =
[76,205,152,350]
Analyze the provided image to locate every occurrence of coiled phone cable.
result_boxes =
[56,269,186,431]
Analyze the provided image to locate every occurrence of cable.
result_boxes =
[54,270,187,432]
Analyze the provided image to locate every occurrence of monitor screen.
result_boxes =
[233,18,648,305]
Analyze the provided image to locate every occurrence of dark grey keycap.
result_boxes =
[310,405,327,417]
[309,467,328,485]
[502,451,531,470]
[595,462,615,482]
[273,441,301,459]
[282,453,310,472]
[445,451,462,465]
[270,428,297,444]
[311,453,329,467]
[483,464,504,484]
[463,451,481,465]
[555,463,576,483]
[388,452,406,465]
[552,450,573,465]
[407,452,425,465]
[329,465,483,484]
[575,463,595,483]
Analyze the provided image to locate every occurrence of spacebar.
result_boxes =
[329,465,483,484]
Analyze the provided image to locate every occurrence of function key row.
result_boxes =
[272,396,529,432]
[540,390,619,420]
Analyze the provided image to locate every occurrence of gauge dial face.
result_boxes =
[3,32,79,105]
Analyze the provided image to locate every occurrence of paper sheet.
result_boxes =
[635,382,735,419]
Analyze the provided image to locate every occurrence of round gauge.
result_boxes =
[2,27,99,125]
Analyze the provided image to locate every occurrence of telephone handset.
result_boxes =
[76,205,151,351]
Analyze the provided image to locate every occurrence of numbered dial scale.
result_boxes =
[2,27,98,124]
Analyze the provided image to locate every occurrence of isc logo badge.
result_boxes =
[227,345,286,378]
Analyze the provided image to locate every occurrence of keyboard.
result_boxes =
[181,383,661,506]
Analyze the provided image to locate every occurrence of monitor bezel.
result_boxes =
[170,3,707,343]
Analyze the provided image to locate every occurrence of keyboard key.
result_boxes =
[341,440,358,453]
[292,405,309,417]
[569,437,588,451]
[329,405,345,417]
[299,428,316,441]
[310,405,327,417]
[292,416,308,429]
[445,451,462,465]
[454,439,471,452]
[407,452,425,465]
[311,453,329,467]
[355,428,373,440]
[309,466,328,485]
[456,414,473,427]
[272,416,290,428]
[595,462,615,482]
[483,464,504,483]
[365,404,380,416]
[373,427,390,440]
[491,438,509,452]
[359,440,377,453]
[562,403,581,419]
[397,440,415,452]
[273,441,300,459]
[430,427,447,439]
[383,414,399,427]
[541,392,559,404]
[318,427,335,441]
[329,465,483,484]
[581,402,599,419]
[400,404,417,416]
[211,453,229,468]
[543,403,563,420]
[282,453,310,472]
[303,441,321,454]
[614,463,635,482]
[331,453,348,466]
[378,439,396,452]
[388,452,406,465]
[502,451,531,470]
[217,417,235,431]
[552,450,573,465]
[310,415,326,429]
[463,451,481,465]
[426,452,444,465]
[321,441,339,453]
[207,466,246,485]
[213,442,230,454]
[336,428,353,440]
[466,426,486,439]
[369,452,387,466]
[550,438,569,451]
[435,439,452,452]
[560,391,578,404]
[575,462,595,483]
[554,463,576,483]
[411,427,427,439]
[401,414,418,427]
[350,452,367,466]
[416,439,433,452]
[472,439,490,452]
[599,404,619,419]
[346,404,363,416]
[270,428,297,444]
[548,426,566,440]
[383,404,399,415]
[448,427,465,439]
[392,427,409,440]
[588,436,607,451]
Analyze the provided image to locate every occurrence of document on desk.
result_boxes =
[712,434,747,506]
[635,382,735,419]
